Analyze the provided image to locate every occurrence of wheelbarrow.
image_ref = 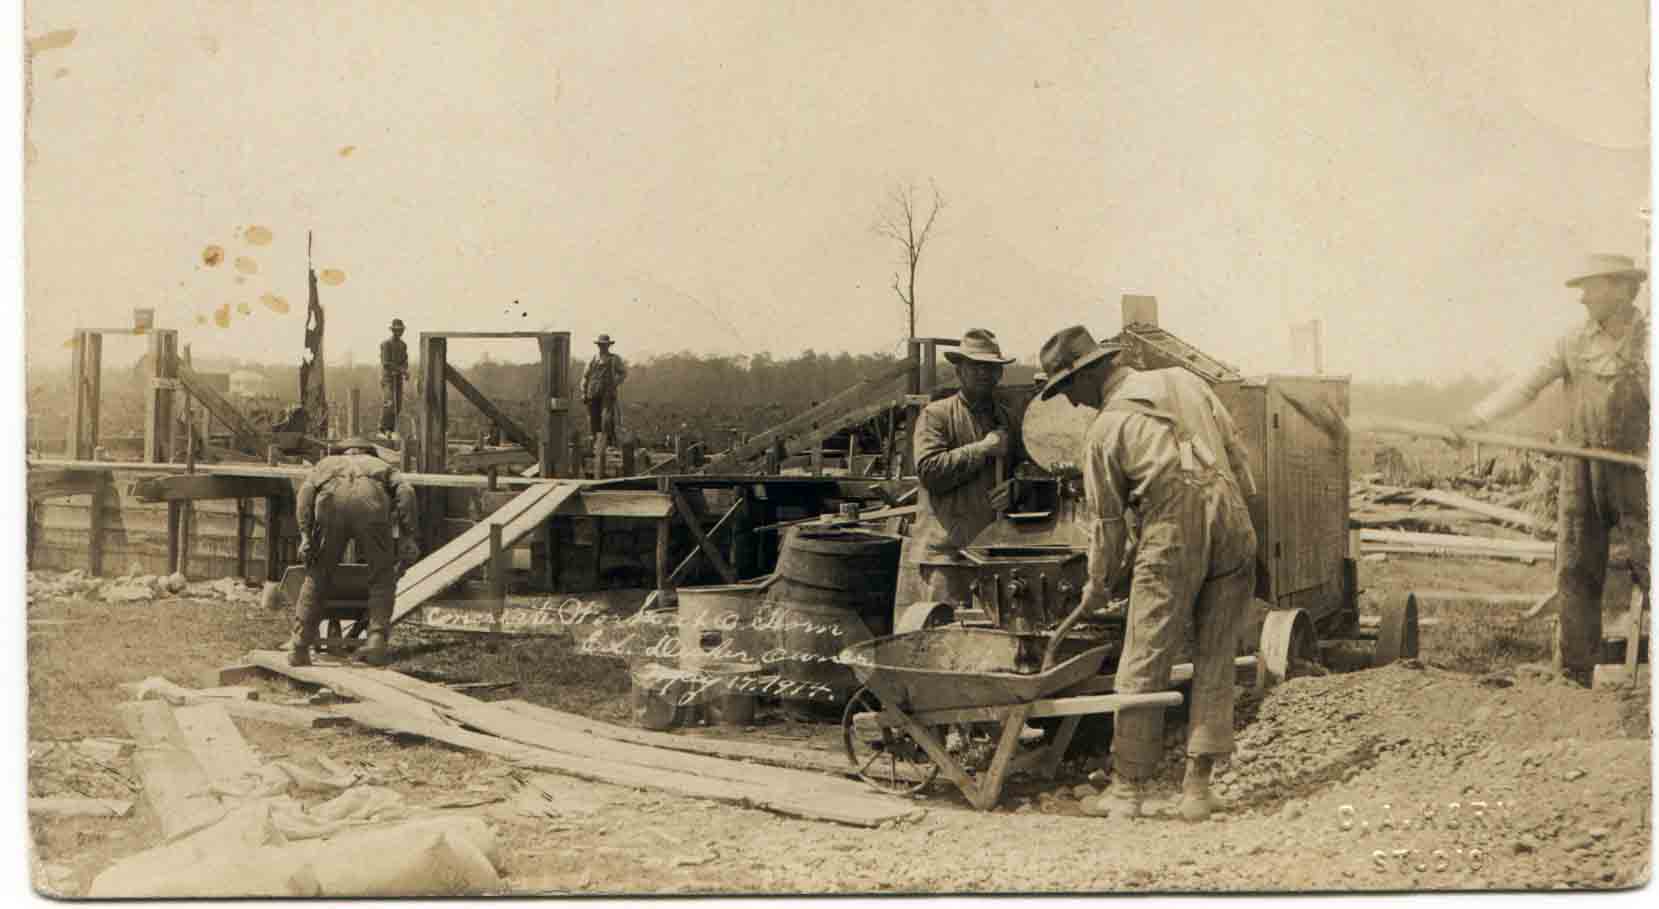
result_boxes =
[838,620,1189,811]
[273,564,376,654]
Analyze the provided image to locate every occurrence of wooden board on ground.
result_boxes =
[118,702,227,841]
[495,699,853,778]
[335,700,917,828]
[221,699,352,729]
[243,651,450,723]
[390,482,583,625]
[250,657,919,827]
[172,703,265,787]
[29,797,134,818]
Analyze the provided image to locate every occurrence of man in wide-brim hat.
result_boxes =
[581,334,629,442]
[379,319,409,434]
[289,436,418,668]
[1038,324,1257,822]
[1458,253,1650,687]
[894,329,1023,616]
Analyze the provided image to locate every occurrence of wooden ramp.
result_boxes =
[245,652,923,828]
[390,481,582,626]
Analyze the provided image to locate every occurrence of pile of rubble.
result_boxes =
[27,569,260,607]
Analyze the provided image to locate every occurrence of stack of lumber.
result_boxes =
[242,651,923,828]
[1351,479,1555,562]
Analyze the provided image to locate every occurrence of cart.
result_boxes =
[839,626,1214,811]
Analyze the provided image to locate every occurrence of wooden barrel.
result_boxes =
[765,529,901,704]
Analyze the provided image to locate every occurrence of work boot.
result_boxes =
[1177,755,1224,821]
[357,630,391,667]
[1081,771,1145,819]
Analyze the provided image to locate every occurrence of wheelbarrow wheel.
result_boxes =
[841,687,939,796]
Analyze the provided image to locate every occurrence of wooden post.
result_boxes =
[489,523,506,635]
[885,405,899,479]
[919,339,938,394]
[167,502,182,576]
[348,387,361,437]
[655,477,673,594]
[763,445,780,475]
[264,496,284,583]
[847,432,861,476]
[594,432,609,480]
[235,498,250,581]
[591,516,605,587]
[906,338,921,396]
[538,333,570,478]
[87,473,108,576]
[66,330,84,458]
[674,435,687,473]
[733,486,757,579]
[420,335,448,554]
[810,440,823,476]
[143,330,178,464]
[67,330,102,459]
[621,440,636,476]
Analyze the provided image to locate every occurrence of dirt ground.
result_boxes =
[24,554,1653,895]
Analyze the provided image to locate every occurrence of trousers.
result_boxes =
[1111,478,1256,780]
[295,487,399,644]
[1554,455,1650,680]
[379,372,404,433]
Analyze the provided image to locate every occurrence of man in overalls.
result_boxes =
[1460,253,1650,687]
[581,334,628,442]
[1038,325,1258,821]
[291,437,419,667]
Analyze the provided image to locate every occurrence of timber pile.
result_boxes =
[241,651,923,828]
[1350,478,1556,564]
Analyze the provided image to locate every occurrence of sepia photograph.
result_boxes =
[8,0,1654,899]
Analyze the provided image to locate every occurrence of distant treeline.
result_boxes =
[25,349,1561,452]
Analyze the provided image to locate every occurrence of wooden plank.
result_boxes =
[27,468,102,501]
[29,798,134,818]
[131,474,295,502]
[497,699,856,778]
[450,447,538,472]
[668,485,738,584]
[117,702,226,841]
[243,651,450,722]
[176,361,263,453]
[704,360,913,470]
[559,489,673,519]
[389,483,582,625]
[27,458,552,490]
[443,363,539,456]
[1359,528,1553,556]
[783,396,908,462]
[172,703,264,787]
[222,700,351,730]
[1349,415,1647,470]
[1406,488,1544,532]
[332,701,916,828]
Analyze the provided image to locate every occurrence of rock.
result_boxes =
[1088,770,1108,786]
[1564,769,1586,782]
[1589,828,1608,840]
[1512,837,1537,855]
[163,572,189,594]
[1281,802,1304,821]
[1072,784,1097,800]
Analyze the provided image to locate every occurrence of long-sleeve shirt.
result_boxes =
[910,392,1023,553]
[1473,305,1649,452]
[581,353,629,401]
[297,453,418,537]
[1080,367,1254,594]
[380,337,408,374]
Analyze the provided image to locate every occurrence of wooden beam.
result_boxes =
[655,478,672,593]
[143,330,178,464]
[132,474,295,502]
[559,489,673,519]
[442,362,539,455]
[420,335,448,475]
[172,703,264,788]
[118,701,226,841]
[26,468,103,501]
[176,361,262,453]
[88,472,109,576]
[449,447,538,473]
[667,494,742,585]
[1349,415,1647,470]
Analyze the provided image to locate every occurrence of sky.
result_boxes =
[19,0,1651,380]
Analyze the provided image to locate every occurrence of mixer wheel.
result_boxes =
[1373,591,1420,667]
[841,687,939,796]
[1257,608,1318,690]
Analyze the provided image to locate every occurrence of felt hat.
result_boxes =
[1564,254,1647,288]
[595,334,614,346]
[1037,325,1123,401]
[942,329,1014,365]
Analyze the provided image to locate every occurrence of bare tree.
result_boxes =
[874,180,946,341]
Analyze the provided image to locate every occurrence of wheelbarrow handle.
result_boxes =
[1040,593,1093,673]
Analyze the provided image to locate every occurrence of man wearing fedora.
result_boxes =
[581,334,629,442]
[1037,324,1257,821]
[290,437,419,668]
[894,329,1023,613]
[379,318,409,434]
[1458,254,1650,687]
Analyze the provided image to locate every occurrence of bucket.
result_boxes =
[629,663,697,731]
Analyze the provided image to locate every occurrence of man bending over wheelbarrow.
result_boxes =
[1036,326,1258,821]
